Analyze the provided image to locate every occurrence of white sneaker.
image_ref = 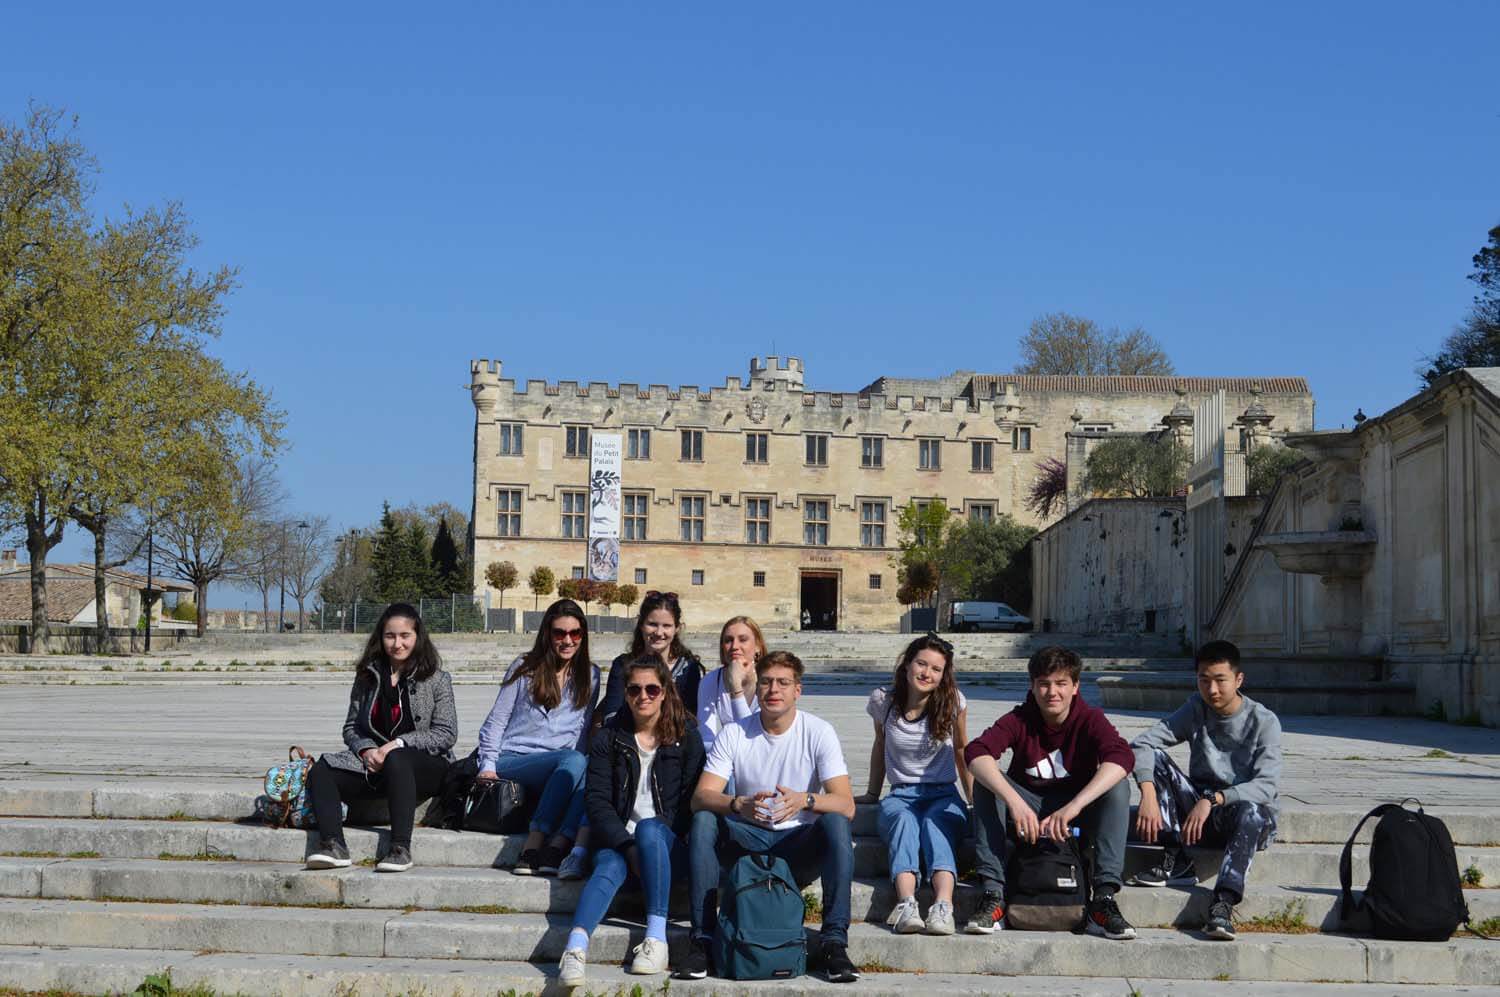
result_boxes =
[629,937,670,975]
[926,899,956,935]
[886,895,925,934]
[557,849,590,881]
[559,947,587,988]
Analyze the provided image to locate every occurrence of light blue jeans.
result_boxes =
[494,748,586,838]
[571,817,683,935]
[877,783,968,884]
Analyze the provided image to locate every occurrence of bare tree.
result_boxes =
[285,515,333,630]
[1018,313,1175,376]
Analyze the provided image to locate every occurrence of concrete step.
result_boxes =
[2,944,1495,997]
[3,854,1495,935]
[0,899,1492,984]
[6,817,1500,889]
[1097,672,1418,717]
[6,783,1500,845]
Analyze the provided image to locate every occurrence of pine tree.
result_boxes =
[404,520,438,598]
[430,517,461,595]
[370,502,406,602]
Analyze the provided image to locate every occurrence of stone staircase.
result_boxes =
[1097,659,1419,717]
[0,781,1495,995]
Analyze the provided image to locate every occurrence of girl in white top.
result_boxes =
[855,632,972,936]
[696,615,764,749]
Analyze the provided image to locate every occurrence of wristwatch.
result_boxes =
[804,792,817,812]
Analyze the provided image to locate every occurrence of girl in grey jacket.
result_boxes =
[305,603,457,873]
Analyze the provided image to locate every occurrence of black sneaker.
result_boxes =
[512,848,540,876]
[305,839,351,869]
[964,889,1006,934]
[1128,848,1197,887]
[820,942,860,983]
[674,936,710,980]
[376,843,413,873]
[1204,898,1236,940]
[534,844,566,877]
[1084,892,1137,940]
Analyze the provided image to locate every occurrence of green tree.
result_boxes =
[940,516,1038,607]
[1018,312,1175,376]
[892,501,954,603]
[370,503,406,601]
[1246,444,1303,497]
[1421,224,1500,385]
[1083,434,1189,498]
[596,581,620,615]
[556,577,583,603]
[429,517,461,596]
[485,561,518,609]
[403,520,438,599]
[528,565,555,610]
[617,583,639,612]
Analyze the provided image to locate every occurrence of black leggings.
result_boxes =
[307,749,449,847]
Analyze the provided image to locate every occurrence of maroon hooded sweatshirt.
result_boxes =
[963,692,1134,797]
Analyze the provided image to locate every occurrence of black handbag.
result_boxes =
[463,777,528,835]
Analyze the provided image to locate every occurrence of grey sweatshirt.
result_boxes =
[1130,694,1282,813]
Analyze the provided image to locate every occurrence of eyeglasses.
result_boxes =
[625,683,663,700]
[644,590,679,603]
[550,627,583,643]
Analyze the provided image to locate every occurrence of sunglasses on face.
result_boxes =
[550,627,583,642]
[626,683,663,700]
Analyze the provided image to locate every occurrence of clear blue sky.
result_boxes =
[7,4,1497,587]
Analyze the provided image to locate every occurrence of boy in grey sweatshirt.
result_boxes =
[1128,640,1282,941]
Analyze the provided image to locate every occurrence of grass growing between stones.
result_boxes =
[157,852,238,862]
[803,890,822,924]
[1237,898,1317,934]
[1469,916,1500,937]
[1463,864,1485,887]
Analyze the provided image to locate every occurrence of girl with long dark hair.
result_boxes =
[305,602,458,873]
[475,598,600,876]
[855,632,972,935]
[558,656,706,987]
[596,590,704,724]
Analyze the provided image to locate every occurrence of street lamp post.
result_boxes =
[143,523,155,653]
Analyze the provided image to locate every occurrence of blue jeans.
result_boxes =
[494,749,586,838]
[571,817,683,936]
[689,809,853,946]
[878,783,968,885]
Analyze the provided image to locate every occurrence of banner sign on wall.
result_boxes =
[588,434,622,581]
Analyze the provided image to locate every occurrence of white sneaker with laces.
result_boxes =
[559,947,587,988]
[629,936,670,975]
[886,895,925,934]
[926,899,956,935]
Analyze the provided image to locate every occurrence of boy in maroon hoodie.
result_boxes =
[961,645,1136,940]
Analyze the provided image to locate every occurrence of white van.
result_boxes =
[949,601,1032,633]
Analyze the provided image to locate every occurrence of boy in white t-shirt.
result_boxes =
[680,651,859,984]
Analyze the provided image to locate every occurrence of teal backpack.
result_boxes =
[713,852,807,980]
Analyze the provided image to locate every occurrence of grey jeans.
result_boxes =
[971,772,1129,897]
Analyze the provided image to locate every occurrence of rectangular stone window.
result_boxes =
[869,573,882,590]
[745,497,771,545]
[692,569,705,586]
[1080,424,1111,435]
[1012,426,1033,452]
[746,432,768,464]
[753,571,766,587]
[627,428,651,460]
[635,567,648,584]
[859,501,886,548]
[918,438,942,470]
[680,495,705,541]
[680,429,704,462]
[971,440,994,472]
[860,436,884,468]
[565,425,590,458]
[496,489,522,537]
[499,423,523,456]
[803,500,830,546]
[805,434,828,467]
[623,493,649,541]
[571,565,585,579]
[561,490,587,538]
[969,502,995,524]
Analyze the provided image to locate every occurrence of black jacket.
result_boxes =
[585,710,706,853]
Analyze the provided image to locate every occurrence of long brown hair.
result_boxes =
[506,599,593,711]
[625,656,689,746]
[354,602,442,687]
[889,633,960,743]
[628,590,695,664]
[718,615,767,668]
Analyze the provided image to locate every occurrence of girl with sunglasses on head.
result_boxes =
[476,598,600,876]
[854,632,973,936]
[596,590,704,729]
[697,615,765,750]
[558,656,706,987]
[305,603,457,874]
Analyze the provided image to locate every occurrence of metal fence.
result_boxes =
[311,596,493,634]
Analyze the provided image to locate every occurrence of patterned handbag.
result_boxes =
[260,746,316,828]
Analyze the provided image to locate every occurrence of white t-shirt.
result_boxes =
[697,667,758,750]
[704,710,848,829]
[626,735,658,834]
[867,687,967,787]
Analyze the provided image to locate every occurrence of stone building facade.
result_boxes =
[469,357,1314,631]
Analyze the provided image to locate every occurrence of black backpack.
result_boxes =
[1005,833,1089,931]
[1339,798,1470,941]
